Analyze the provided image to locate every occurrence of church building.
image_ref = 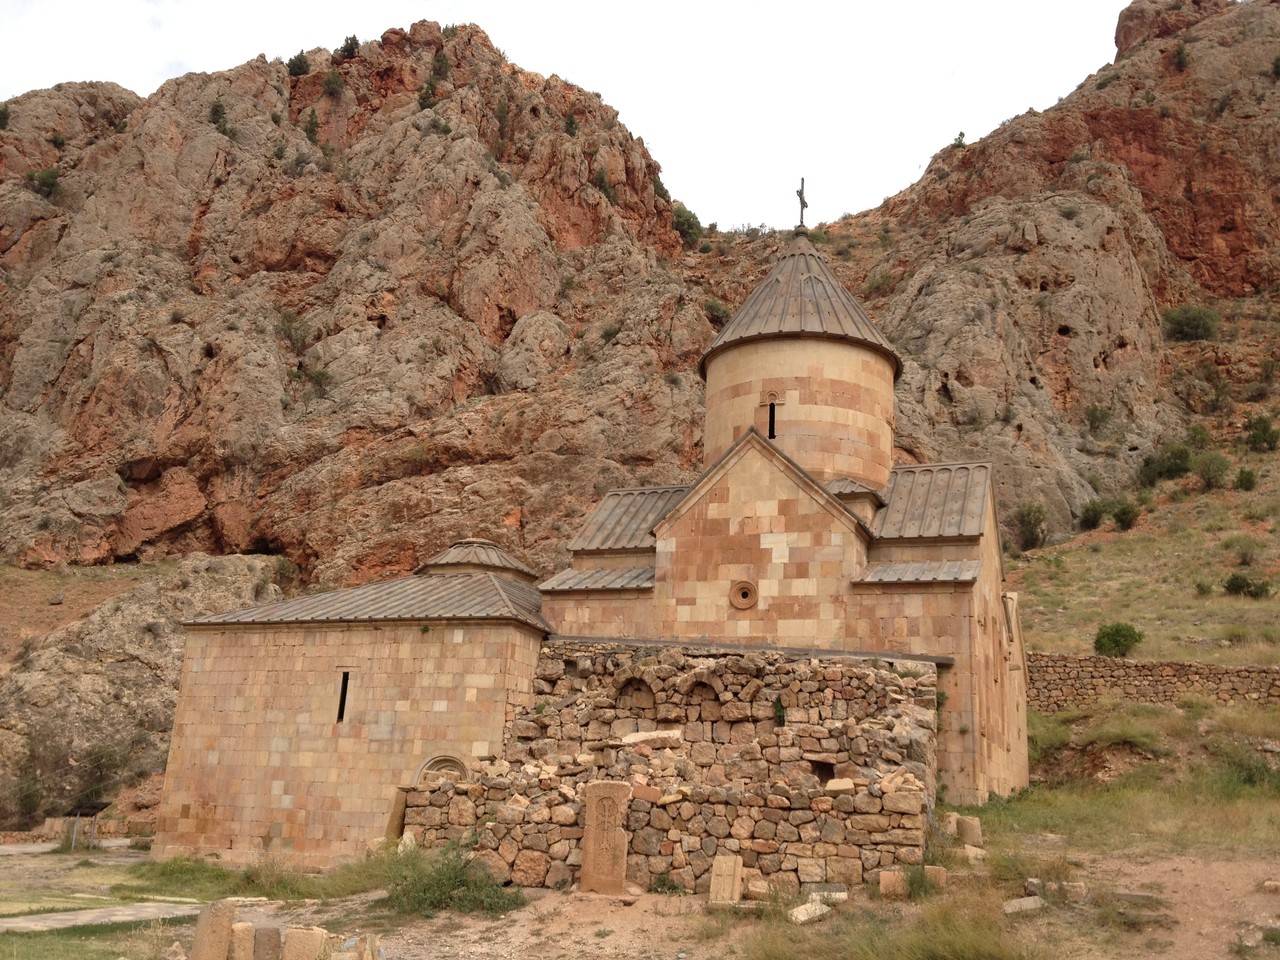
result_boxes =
[154,227,1028,869]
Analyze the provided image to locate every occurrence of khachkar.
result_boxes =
[579,782,632,894]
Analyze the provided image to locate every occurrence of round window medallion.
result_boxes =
[729,580,758,610]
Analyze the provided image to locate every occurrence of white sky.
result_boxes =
[1,0,1129,228]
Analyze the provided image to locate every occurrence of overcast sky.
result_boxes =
[2,1,1129,228]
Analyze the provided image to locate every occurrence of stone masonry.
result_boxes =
[403,641,937,893]
[1027,653,1280,712]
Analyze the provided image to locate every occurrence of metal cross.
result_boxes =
[796,177,808,226]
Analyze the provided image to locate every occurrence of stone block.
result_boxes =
[1002,895,1046,915]
[190,899,236,960]
[882,791,923,815]
[708,854,743,904]
[229,922,254,960]
[962,844,986,864]
[788,900,832,925]
[253,926,282,960]
[879,869,908,899]
[281,927,329,960]
[955,815,982,847]
[512,850,550,886]
[924,865,948,889]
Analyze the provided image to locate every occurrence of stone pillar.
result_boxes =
[579,781,632,894]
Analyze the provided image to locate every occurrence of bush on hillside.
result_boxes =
[1137,442,1191,486]
[1012,502,1048,551]
[1236,467,1258,492]
[338,35,358,59]
[1162,305,1219,341]
[1244,414,1279,452]
[673,204,702,248]
[1079,499,1109,530]
[1094,622,1142,658]
[1224,573,1271,599]
[1191,450,1231,490]
[287,50,310,77]
[1111,497,1141,531]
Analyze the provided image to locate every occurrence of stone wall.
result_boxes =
[1027,653,1280,712]
[404,640,938,894]
[153,620,542,870]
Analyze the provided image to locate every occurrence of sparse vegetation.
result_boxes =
[1137,441,1191,486]
[1224,573,1271,599]
[673,204,703,248]
[304,108,319,144]
[1191,450,1230,491]
[1243,413,1279,452]
[433,50,451,81]
[338,35,358,59]
[384,843,525,917]
[25,167,59,198]
[1112,497,1141,531]
[564,111,578,136]
[1162,304,1219,341]
[1236,467,1258,491]
[0,103,9,130]
[287,50,310,77]
[1084,404,1111,433]
[323,69,343,97]
[1012,502,1048,551]
[592,168,616,204]
[1094,622,1143,658]
[704,299,730,324]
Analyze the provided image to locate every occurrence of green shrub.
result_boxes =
[1191,450,1231,490]
[432,50,451,81]
[1079,499,1109,530]
[385,844,524,917]
[25,167,59,197]
[1224,573,1271,598]
[1236,467,1258,491]
[1012,502,1048,550]
[652,175,669,202]
[323,70,342,97]
[1162,304,1219,341]
[47,132,65,149]
[287,50,310,77]
[339,35,358,59]
[1244,414,1280,452]
[209,100,226,127]
[592,169,616,204]
[1137,442,1191,486]
[563,111,577,136]
[698,242,712,254]
[673,203,702,248]
[276,310,310,355]
[704,299,730,324]
[1111,497,1140,531]
[0,103,9,130]
[1085,404,1111,433]
[1195,579,1213,596]
[304,108,319,144]
[1094,622,1142,657]
[1186,422,1212,448]
[418,81,436,110]
[1223,534,1265,566]
[1174,42,1189,72]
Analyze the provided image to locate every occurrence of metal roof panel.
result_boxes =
[567,485,689,552]
[539,567,656,592]
[874,463,991,540]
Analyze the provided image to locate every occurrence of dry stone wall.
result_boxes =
[1027,653,1280,712]
[404,641,938,894]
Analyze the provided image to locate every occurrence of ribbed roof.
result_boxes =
[699,229,901,378]
[860,560,982,584]
[873,463,991,540]
[567,485,690,552]
[539,567,656,592]
[413,538,538,580]
[189,572,550,631]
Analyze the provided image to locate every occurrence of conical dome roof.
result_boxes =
[413,538,538,580]
[699,228,901,379]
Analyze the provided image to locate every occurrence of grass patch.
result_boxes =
[0,916,189,960]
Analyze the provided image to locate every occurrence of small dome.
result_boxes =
[413,538,538,580]
[699,230,900,379]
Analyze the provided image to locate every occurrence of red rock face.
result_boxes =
[0,4,1278,579]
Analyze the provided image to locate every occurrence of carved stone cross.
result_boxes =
[797,177,808,226]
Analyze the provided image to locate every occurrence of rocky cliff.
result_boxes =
[1,3,1278,815]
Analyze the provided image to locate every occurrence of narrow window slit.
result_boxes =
[337,671,350,722]
[768,402,776,439]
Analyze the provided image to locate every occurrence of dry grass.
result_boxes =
[1010,452,1280,665]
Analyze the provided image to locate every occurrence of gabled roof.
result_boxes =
[859,560,983,584]
[826,476,886,508]
[413,538,538,580]
[652,428,870,543]
[699,228,901,378]
[567,485,690,552]
[874,463,991,540]
[539,567,656,592]
[188,572,550,632]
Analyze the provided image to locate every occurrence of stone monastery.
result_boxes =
[155,227,1029,885]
